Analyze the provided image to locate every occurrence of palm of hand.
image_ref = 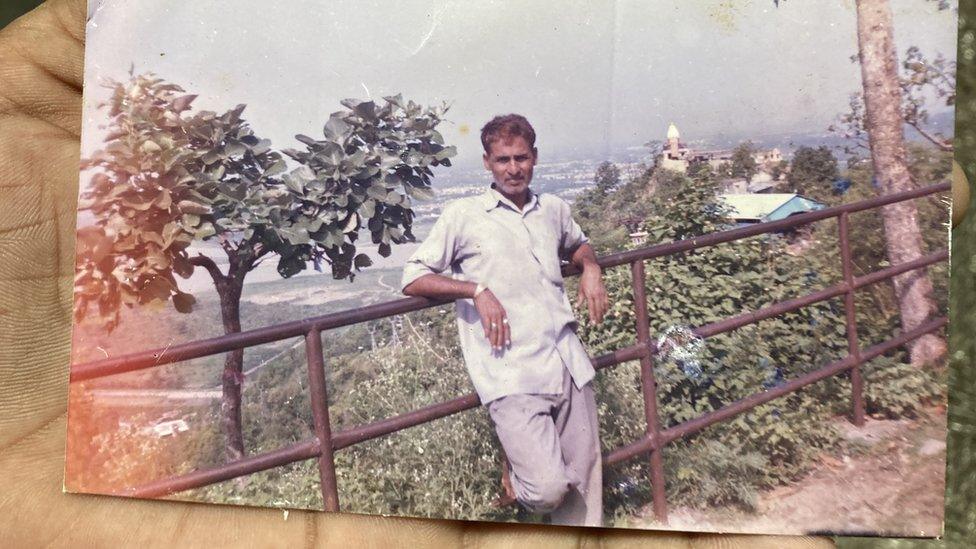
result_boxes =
[0,1,833,546]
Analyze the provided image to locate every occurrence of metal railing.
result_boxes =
[70,182,950,523]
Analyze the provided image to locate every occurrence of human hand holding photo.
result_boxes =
[0,1,885,547]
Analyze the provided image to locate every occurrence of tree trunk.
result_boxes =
[217,277,246,461]
[855,0,946,366]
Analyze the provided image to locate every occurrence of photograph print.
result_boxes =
[67,0,957,537]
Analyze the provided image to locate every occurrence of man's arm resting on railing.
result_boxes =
[402,273,476,301]
[403,274,511,350]
[570,243,609,325]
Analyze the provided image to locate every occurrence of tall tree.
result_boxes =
[593,161,621,198]
[788,146,839,201]
[76,73,455,459]
[855,0,946,365]
[730,141,758,182]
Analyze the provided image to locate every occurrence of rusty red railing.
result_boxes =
[70,182,949,523]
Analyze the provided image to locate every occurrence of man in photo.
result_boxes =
[401,114,609,526]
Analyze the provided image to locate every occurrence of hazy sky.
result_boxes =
[82,0,959,167]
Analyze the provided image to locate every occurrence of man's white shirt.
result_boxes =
[401,187,595,403]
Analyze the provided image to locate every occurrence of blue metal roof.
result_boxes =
[721,193,826,223]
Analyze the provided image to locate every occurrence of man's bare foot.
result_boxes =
[491,459,517,508]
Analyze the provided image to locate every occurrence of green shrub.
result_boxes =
[861,356,946,419]
[667,440,770,510]
[328,322,512,521]
[577,167,858,512]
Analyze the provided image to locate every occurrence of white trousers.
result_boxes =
[487,368,603,527]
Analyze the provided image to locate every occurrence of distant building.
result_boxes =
[659,123,783,176]
[144,419,190,438]
[621,216,649,246]
[721,176,778,194]
[720,193,825,225]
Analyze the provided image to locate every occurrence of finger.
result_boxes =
[494,314,504,350]
[689,534,835,548]
[490,314,502,349]
[480,314,490,338]
[503,317,511,348]
[597,293,609,323]
[0,0,85,135]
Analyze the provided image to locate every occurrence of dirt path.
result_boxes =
[630,410,947,537]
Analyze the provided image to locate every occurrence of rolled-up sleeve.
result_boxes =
[400,204,462,292]
[557,197,588,254]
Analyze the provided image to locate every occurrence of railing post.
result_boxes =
[838,213,865,426]
[305,329,341,511]
[630,259,668,523]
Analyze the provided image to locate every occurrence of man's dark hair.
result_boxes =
[480,114,536,154]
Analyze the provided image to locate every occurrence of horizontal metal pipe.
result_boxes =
[592,342,648,370]
[70,183,947,382]
[566,183,948,274]
[854,250,948,289]
[70,296,451,382]
[693,250,948,340]
[605,433,655,466]
[120,343,651,497]
[332,393,481,450]
[121,317,946,496]
[330,343,648,450]
[663,315,947,443]
[605,315,947,466]
[857,317,948,362]
[125,440,321,499]
[695,284,848,339]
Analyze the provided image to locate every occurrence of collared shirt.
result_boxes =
[401,187,595,403]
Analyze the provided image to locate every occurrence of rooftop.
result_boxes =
[720,193,825,222]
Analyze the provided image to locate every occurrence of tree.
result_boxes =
[830,46,956,154]
[574,163,656,252]
[788,146,839,201]
[716,161,734,179]
[593,161,621,198]
[75,73,455,459]
[687,158,715,181]
[729,142,758,182]
[900,45,955,151]
[644,139,664,169]
[853,0,946,366]
[647,168,732,242]
[770,159,789,181]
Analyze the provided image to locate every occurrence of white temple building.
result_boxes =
[659,123,783,176]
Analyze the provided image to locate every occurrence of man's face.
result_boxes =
[483,136,537,200]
